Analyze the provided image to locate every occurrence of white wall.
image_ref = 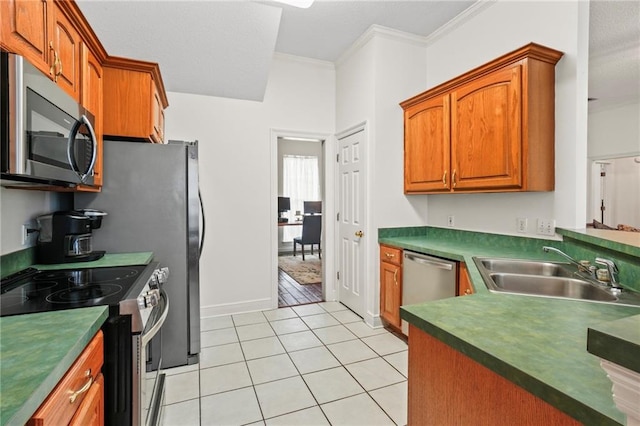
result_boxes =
[164,54,335,317]
[0,188,70,255]
[588,101,640,159]
[336,28,431,325]
[586,101,640,227]
[424,0,589,236]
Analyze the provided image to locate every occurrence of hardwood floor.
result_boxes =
[278,268,322,307]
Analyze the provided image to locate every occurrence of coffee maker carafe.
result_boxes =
[36,210,107,264]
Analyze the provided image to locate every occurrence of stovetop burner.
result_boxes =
[0,265,148,317]
[46,283,124,304]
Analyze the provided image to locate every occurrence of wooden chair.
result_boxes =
[293,215,321,260]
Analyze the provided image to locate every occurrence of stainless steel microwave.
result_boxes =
[1,51,97,187]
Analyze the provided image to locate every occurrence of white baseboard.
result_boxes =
[200,297,275,318]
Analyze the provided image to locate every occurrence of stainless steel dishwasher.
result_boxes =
[402,251,457,334]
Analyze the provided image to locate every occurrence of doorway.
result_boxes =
[272,131,330,308]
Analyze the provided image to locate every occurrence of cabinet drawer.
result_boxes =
[380,245,403,266]
[28,331,104,426]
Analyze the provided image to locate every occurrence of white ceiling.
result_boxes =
[588,0,640,111]
[76,0,639,107]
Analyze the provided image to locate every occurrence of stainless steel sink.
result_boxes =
[473,257,640,306]
[488,273,617,302]
[477,258,575,277]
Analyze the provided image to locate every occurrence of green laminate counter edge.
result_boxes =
[32,252,154,270]
[587,314,640,373]
[401,295,638,425]
[557,228,640,258]
[0,306,109,426]
[379,227,640,424]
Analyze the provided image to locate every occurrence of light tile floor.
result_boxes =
[160,302,408,426]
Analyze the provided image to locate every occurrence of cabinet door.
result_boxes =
[103,67,153,140]
[457,263,474,296]
[50,3,81,100]
[380,261,402,328]
[0,0,51,75]
[150,79,164,143]
[69,373,104,426]
[404,95,450,193]
[451,65,522,190]
[28,331,104,426]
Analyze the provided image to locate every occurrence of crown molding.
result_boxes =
[423,0,497,46]
[336,24,429,66]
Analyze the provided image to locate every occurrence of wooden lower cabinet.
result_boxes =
[379,244,403,330]
[457,262,474,296]
[69,373,104,426]
[28,331,104,426]
[407,324,580,425]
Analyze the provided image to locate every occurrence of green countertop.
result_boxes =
[32,252,154,270]
[587,314,640,374]
[0,306,109,426]
[381,227,640,425]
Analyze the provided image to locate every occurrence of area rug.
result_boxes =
[278,255,322,285]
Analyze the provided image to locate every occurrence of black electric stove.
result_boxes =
[0,265,148,317]
[0,263,168,426]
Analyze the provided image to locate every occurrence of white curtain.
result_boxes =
[283,155,320,242]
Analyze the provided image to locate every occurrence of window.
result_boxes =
[282,155,320,241]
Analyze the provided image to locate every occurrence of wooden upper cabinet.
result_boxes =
[451,65,521,191]
[50,3,82,100]
[151,79,165,143]
[404,95,450,193]
[401,43,564,194]
[103,57,168,143]
[0,0,50,68]
[0,0,82,101]
[77,43,103,190]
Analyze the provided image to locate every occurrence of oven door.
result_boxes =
[137,289,169,426]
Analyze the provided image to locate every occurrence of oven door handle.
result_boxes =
[142,289,169,347]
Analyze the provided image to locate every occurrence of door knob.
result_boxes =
[355,230,364,238]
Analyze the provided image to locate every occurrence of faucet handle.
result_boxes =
[595,258,620,286]
[595,258,618,272]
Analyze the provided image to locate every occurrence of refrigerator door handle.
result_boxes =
[198,188,205,260]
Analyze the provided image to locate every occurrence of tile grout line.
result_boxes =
[177,303,407,425]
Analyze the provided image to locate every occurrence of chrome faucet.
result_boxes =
[542,246,597,278]
[595,258,622,289]
[542,246,584,269]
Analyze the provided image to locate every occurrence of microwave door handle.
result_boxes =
[67,115,97,184]
[83,115,98,181]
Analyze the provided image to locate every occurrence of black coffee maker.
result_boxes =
[36,210,107,264]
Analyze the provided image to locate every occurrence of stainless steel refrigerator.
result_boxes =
[75,140,202,369]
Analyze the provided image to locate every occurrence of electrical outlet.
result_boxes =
[517,217,528,233]
[21,222,37,246]
[536,219,556,236]
[21,224,29,245]
[447,215,455,227]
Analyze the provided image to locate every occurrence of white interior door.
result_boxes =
[338,128,366,317]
